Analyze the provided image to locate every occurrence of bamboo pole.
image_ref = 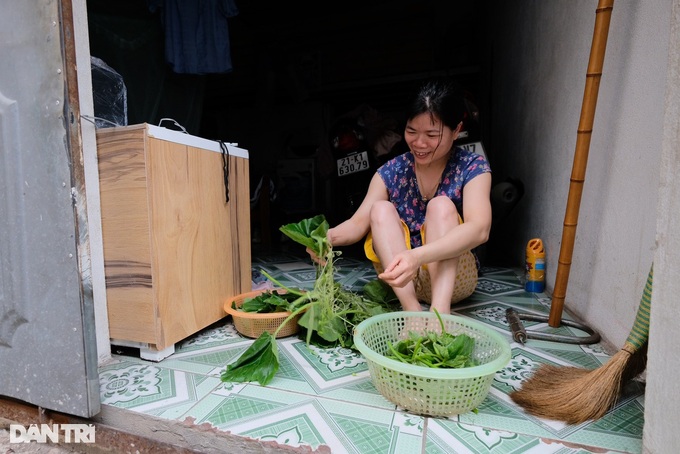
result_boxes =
[549,0,614,327]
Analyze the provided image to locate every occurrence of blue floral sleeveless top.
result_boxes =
[377,147,491,248]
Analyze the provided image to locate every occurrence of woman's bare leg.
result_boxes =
[370,201,422,311]
[423,197,461,314]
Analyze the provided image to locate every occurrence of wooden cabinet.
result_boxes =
[96,124,251,359]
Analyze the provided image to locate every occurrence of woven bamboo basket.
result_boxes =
[224,289,301,338]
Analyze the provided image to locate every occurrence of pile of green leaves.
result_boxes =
[221,214,399,386]
[237,290,304,314]
[386,310,478,369]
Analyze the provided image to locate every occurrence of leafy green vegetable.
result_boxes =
[385,310,477,368]
[221,331,280,384]
[221,214,399,386]
[279,214,330,258]
[362,279,398,306]
[239,290,302,313]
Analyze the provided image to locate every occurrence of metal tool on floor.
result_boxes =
[505,308,600,345]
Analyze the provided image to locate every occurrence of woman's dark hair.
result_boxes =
[405,77,467,130]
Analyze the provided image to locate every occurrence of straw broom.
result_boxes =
[510,265,652,425]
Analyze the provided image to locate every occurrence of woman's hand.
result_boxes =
[306,246,326,265]
[306,230,333,265]
[378,250,420,288]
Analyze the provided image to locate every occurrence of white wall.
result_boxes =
[489,0,668,349]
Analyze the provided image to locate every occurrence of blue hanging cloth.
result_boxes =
[148,0,239,74]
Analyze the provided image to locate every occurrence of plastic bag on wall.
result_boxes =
[90,56,128,128]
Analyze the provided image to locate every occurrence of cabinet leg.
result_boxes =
[139,344,175,362]
[110,339,176,362]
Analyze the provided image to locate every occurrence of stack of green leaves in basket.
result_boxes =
[221,215,401,386]
[387,310,477,368]
[236,291,304,313]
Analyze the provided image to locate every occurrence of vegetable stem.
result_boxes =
[260,270,305,296]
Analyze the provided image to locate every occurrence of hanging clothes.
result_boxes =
[148,0,239,75]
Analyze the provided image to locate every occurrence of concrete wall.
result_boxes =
[489,0,668,349]
[489,0,679,450]
[646,0,680,450]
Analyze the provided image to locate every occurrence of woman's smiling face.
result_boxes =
[405,112,460,165]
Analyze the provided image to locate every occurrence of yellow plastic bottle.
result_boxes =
[525,238,545,292]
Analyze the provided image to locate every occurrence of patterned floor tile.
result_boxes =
[186,385,423,453]
[99,359,222,419]
[452,362,645,453]
[98,257,645,454]
[175,322,245,353]
[474,277,525,297]
[426,418,624,454]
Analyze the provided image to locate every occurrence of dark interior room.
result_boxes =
[86,0,515,262]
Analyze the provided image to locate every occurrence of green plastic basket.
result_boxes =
[353,311,511,417]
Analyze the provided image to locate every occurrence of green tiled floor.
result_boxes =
[99,252,645,453]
